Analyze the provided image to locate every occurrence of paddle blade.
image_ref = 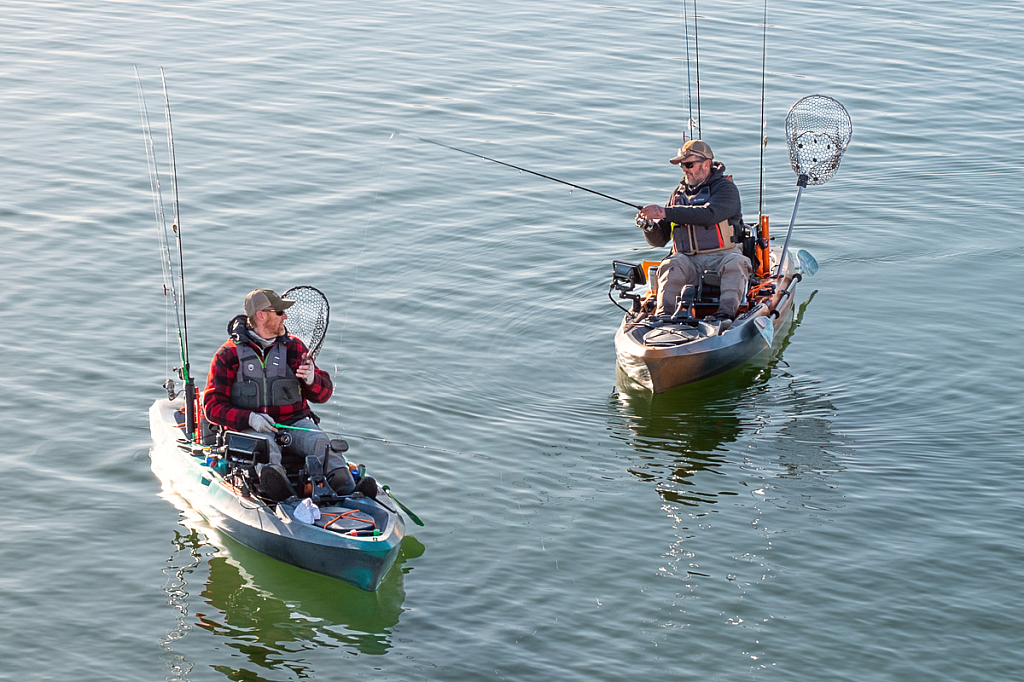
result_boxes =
[797,249,819,275]
[383,485,424,526]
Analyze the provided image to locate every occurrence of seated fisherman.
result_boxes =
[203,288,356,501]
[638,139,752,325]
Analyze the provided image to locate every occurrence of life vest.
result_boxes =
[668,181,742,256]
[230,341,302,410]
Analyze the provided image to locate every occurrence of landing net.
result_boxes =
[283,285,330,360]
[785,95,852,186]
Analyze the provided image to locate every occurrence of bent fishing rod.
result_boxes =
[399,132,643,211]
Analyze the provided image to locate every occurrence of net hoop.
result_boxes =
[283,285,330,360]
[785,95,852,186]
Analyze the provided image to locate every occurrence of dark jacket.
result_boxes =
[203,315,333,431]
[643,162,744,254]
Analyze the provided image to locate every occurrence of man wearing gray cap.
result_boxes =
[203,288,356,501]
[638,139,752,325]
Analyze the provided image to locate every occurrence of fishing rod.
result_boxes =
[135,68,179,367]
[274,422,478,458]
[161,68,190,372]
[691,0,702,138]
[136,67,197,439]
[677,0,701,141]
[160,69,197,440]
[399,133,643,210]
[758,0,769,217]
[680,2,695,140]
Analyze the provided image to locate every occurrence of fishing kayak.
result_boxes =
[610,242,807,394]
[149,397,405,591]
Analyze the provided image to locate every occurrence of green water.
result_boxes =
[1,1,1021,680]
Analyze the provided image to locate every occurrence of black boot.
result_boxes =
[326,466,357,496]
[356,475,378,499]
[259,464,297,502]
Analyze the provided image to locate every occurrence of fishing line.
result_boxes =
[138,68,197,435]
[336,131,395,357]
[160,68,192,385]
[136,67,183,381]
[398,132,642,210]
[692,0,702,138]
[679,2,695,140]
[275,422,478,458]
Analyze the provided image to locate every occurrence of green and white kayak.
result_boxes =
[149,397,405,591]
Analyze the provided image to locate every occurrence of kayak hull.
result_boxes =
[149,398,405,590]
[614,265,800,394]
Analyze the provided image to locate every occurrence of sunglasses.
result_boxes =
[681,159,706,169]
[262,309,286,316]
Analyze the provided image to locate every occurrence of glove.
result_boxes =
[297,354,316,386]
[248,412,278,434]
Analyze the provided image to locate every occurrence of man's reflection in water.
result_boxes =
[608,294,849,605]
[609,294,842,510]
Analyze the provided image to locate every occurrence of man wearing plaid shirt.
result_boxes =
[203,288,355,501]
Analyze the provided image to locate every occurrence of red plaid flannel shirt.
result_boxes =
[203,335,333,431]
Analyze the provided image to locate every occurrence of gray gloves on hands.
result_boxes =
[248,412,277,434]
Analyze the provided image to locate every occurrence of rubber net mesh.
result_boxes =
[283,286,330,359]
[785,95,852,186]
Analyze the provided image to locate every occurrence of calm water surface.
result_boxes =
[2,1,1022,680]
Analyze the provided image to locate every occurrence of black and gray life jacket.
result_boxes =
[230,341,302,410]
[668,183,744,256]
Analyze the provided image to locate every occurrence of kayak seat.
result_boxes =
[172,409,221,446]
[199,417,219,446]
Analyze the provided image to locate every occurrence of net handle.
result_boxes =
[776,95,852,276]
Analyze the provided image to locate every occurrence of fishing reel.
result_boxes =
[635,213,658,233]
[163,378,178,400]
